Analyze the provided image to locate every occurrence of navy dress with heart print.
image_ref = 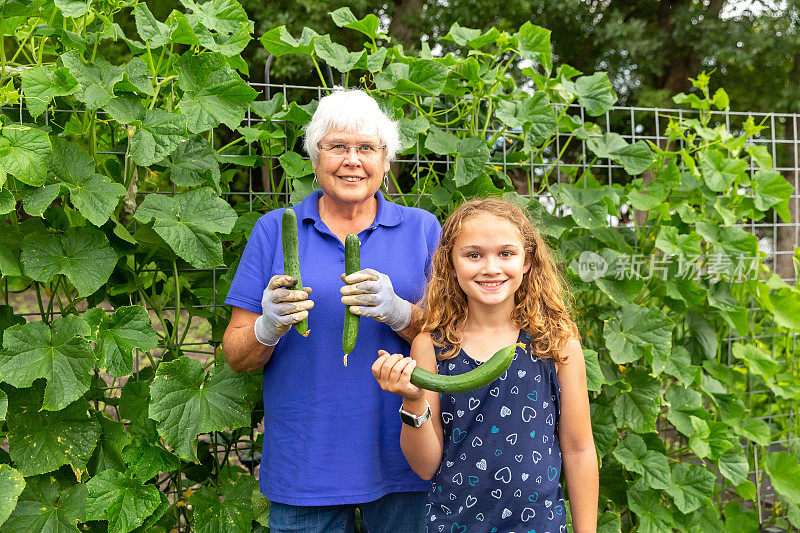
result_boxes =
[425,331,566,533]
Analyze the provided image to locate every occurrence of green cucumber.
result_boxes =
[282,208,309,337]
[410,343,519,393]
[342,233,360,365]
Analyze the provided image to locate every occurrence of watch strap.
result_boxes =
[399,400,431,427]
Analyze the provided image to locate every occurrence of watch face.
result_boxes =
[400,411,419,427]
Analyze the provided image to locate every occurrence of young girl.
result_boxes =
[372,197,598,532]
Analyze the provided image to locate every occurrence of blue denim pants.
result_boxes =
[268,491,427,533]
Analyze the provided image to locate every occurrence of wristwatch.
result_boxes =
[399,400,432,427]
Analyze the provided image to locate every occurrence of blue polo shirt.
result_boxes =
[226,190,441,505]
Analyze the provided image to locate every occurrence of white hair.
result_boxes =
[304,89,400,164]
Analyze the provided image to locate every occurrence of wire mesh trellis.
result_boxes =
[3,78,799,529]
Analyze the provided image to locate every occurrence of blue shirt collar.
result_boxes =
[296,190,403,228]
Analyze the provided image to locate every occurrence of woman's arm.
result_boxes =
[223,307,276,372]
[372,333,444,480]
[394,303,423,343]
[557,338,599,533]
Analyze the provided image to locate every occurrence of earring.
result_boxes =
[312,174,319,189]
[382,172,388,191]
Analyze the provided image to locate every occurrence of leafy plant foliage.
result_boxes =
[0,1,798,531]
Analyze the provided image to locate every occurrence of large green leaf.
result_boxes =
[718,446,749,486]
[553,183,614,229]
[769,288,800,331]
[129,108,188,167]
[665,384,706,436]
[454,136,490,187]
[590,404,618,458]
[116,56,155,96]
[278,151,314,178]
[20,226,118,296]
[0,124,51,186]
[610,141,655,175]
[259,26,314,57]
[521,92,557,148]
[176,52,258,134]
[19,176,61,217]
[148,355,259,461]
[55,0,91,18]
[726,417,771,446]
[133,187,237,269]
[0,474,86,532]
[120,378,151,423]
[613,367,661,433]
[603,305,673,366]
[731,342,778,381]
[329,7,381,39]
[655,226,702,257]
[573,72,617,116]
[753,169,792,221]
[85,306,157,377]
[587,132,628,160]
[516,22,552,75]
[443,22,500,49]
[164,135,221,189]
[398,60,450,96]
[678,506,724,533]
[0,304,25,345]
[88,414,130,476]
[86,469,162,533]
[666,462,715,514]
[133,3,171,48]
[122,431,180,481]
[180,0,253,35]
[314,34,363,73]
[424,127,460,155]
[49,138,125,226]
[612,434,671,490]
[699,149,748,192]
[377,61,449,96]
[398,115,429,152]
[583,348,603,392]
[188,476,257,533]
[0,389,6,422]
[0,316,93,411]
[60,51,124,110]
[764,452,800,505]
[0,465,24,527]
[627,485,674,532]
[6,395,100,477]
[20,65,79,118]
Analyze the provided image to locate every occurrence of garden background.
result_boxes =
[0,0,799,531]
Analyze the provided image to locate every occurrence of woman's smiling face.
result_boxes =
[312,130,390,206]
[451,213,531,311]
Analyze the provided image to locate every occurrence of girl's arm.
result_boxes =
[372,332,444,480]
[557,338,598,533]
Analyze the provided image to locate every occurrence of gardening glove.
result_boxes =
[340,268,412,332]
[254,274,314,346]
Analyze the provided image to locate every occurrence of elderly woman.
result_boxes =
[223,89,441,532]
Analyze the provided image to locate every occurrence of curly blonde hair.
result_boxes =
[420,197,579,362]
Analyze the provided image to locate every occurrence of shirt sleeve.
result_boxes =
[423,214,442,278]
[225,216,274,314]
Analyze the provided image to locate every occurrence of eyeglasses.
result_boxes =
[317,142,386,157]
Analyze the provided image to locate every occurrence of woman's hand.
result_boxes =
[340,268,412,331]
[254,274,314,346]
[372,350,425,401]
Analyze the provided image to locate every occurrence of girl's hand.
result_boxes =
[372,350,425,401]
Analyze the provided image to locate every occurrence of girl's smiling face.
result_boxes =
[451,213,531,311]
